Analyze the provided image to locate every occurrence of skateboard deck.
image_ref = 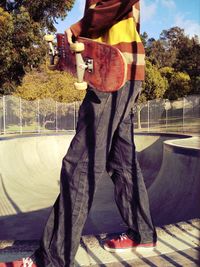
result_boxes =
[47,34,127,92]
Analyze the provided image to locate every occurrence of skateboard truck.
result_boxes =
[70,42,92,90]
[45,35,90,91]
[45,34,127,92]
[44,34,58,68]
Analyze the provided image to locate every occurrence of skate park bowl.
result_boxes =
[0,132,199,240]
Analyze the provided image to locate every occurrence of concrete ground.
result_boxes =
[0,219,200,266]
[0,133,199,266]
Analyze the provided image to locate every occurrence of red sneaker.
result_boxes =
[0,257,37,267]
[103,233,156,253]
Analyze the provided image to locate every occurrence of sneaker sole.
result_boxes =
[103,245,156,253]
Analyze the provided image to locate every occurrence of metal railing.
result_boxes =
[136,95,200,134]
[0,94,200,135]
[0,96,81,134]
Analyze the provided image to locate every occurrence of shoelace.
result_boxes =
[22,257,34,267]
[119,233,128,241]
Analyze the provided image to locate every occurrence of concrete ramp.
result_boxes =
[0,133,199,240]
[0,134,73,215]
[149,136,200,225]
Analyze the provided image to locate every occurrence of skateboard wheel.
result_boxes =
[70,42,85,52]
[44,34,54,42]
[74,81,87,90]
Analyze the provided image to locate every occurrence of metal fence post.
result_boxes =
[166,101,168,130]
[2,96,6,135]
[137,104,141,129]
[74,102,76,131]
[183,97,185,132]
[37,99,40,133]
[55,101,58,132]
[147,100,150,132]
[19,97,23,134]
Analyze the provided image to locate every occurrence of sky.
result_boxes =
[55,0,200,40]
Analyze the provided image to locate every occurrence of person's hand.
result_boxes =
[65,28,73,44]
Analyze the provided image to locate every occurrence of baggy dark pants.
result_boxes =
[35,81,157,267]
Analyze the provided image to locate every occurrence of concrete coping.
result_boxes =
[164,136,200,157]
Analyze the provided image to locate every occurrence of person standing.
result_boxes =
[1,0,157,266]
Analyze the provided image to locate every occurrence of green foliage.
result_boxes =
[146,39,177,68]
[144,26,200,99]
[160,67,174,79]
[0,0,75,94]
[163,71,192,100]
[142,61,168,101]
[1,1,199,104]
[0,7,46,93]
[14,65,86,103]
[0,0,75,31]
[146,27,188,69]
[174,36,200,94]
[140,31,148,47]
[191,76,200,95]
[160,27,186,49]
[13,66,85,127]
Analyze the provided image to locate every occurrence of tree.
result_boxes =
[166,72,191,100]
[0,0,75,31]
[136,61,168,129]
[143,26,200,96]
[191,76,200,95]
[0,0,75,94]
[160,27,186,48]
[140,31,148,48]
[142,61,168,101]
[160,67,174,81]
[174,36,200,94]
[145,27,186,69]
[146,39,175,69]
[14,65,86,103]
[0,7,46,94]
[161,68,192,100]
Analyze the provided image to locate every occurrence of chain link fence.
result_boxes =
[0,95,200,135]
[136,94,200,134]
[0,95,80,134]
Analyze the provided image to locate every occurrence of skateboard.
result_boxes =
[44,34,127,92]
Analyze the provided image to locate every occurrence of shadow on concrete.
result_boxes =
[0,133,199,241]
